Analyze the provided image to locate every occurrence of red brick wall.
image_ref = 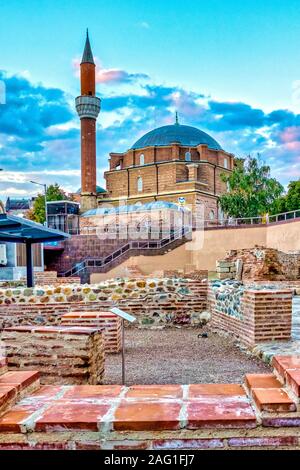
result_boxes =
[209,286,293,346]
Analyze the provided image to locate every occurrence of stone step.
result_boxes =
[245,373,296,413]
[0,371,40,415]
[272,355,300,382]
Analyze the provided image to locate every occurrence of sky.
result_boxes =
[0,0,300,200]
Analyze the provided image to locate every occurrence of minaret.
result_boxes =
[75,30,101,212]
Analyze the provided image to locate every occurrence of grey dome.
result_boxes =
[76,185,106,194]
[131,124,222,150]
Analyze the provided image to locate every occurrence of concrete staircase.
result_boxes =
[58,229,191,283]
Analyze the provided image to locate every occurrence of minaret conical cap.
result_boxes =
[81,29,95,65]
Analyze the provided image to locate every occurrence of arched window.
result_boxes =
[139,154,145,166]
[227,181,230,193]
[185,151,192,162]
[209,210,215,221]
[224,157,228,169]
[137,177,143,192]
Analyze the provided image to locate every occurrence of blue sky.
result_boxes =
[0,0,300,200]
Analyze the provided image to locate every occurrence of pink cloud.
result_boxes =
[280,126,300,144]
[72,57,148,85]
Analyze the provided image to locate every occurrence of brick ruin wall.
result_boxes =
[61,312,122,354]
[217,246,300,282]
[1,326,105,385]
[208,283,293,346]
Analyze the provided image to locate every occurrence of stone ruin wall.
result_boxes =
[217,246,300,282]
[0,276,208,329]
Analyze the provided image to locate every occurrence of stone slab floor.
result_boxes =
[253,296,300,362]
[104,328,269,385]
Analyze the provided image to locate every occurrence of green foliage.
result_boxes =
[270,180,300,214]
[28,183,68,224]
[219,156,284,219]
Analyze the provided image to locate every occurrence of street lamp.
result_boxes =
[30,181,48,227]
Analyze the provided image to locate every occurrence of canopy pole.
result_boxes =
[26,241,34,288]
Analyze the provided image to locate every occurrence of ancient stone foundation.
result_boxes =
[0,326,105,385]
[0,277,208,328]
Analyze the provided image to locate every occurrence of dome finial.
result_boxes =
[175,111,179,125]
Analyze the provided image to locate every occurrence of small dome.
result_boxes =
[76,186,107,194]
[131,124,222,150]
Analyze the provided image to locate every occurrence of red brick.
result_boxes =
[35,401,110,431]
[187,400,256,429]
[228,437,299,448]
[252,388,296,412]
[0,385,17,409]
[152,439,224,449]
[114,402,181,431]
[286,369,300,397]
[0,403,40,432]
[189,384,245,399]
[63,385,123,400]
[272,355,300,380]
[125,385,183,400]
[245,374,282,390]
[0,371,39,391]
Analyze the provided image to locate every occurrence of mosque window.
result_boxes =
[185,151,192,162]
[209,210,215,221]
[137,177,143,192]
[224,157,228,169]
[139,154,145,165]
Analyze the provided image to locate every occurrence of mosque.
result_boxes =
[76,31,235,222]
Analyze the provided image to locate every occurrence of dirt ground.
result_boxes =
[104,327,270,385]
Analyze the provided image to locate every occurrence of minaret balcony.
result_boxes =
[75,95,101,120]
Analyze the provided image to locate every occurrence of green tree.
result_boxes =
[270,180,300,214]
[219,156,284,219]
[27,183,68,224]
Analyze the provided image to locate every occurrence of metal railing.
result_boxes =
[60,227,192,277]
[203,209,300,227]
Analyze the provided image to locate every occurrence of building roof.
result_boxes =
[81,29,95,65]
[82,200,190,217]
[131,123,222,151]
[76,186,107,195]
[6,197,31,211]
[0,214,70,244]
